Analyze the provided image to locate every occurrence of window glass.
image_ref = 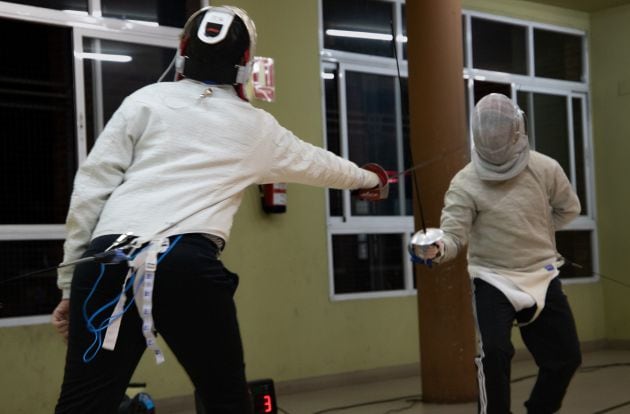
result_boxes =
[556,230,593,278]
[517,92,533,148]
[0,240,63,318]
[346,71,400,216]
[534,29,583,81]
[518,91,591,216]
[400,77,413,216]
[472,18,527,74]
[0,18,76,224]
[8,0,87,12]
[324,68,343,217]
[519,92,570,174]
[323,0,395,57]
[83,38,176,148]
[102,0,189,27]
[572,97,587,214]
[473,80,510,104]
[332,234,404,294]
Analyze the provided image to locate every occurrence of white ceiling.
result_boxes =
[531,0,630,12]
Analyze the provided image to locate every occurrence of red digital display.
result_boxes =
[249,379,277,414]
[263,394,273,413]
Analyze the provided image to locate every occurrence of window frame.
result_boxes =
[320,2,598,301]
[320,0,414,301]
[463,11,598,286]
[0,1,180,326]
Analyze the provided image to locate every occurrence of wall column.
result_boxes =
[406,0,477,402]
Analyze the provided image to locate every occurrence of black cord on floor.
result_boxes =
[278,362,629,414]
[382,397,424,413]
[511,362,630,384]
[593,400,630,414]
[579,362,630,373]
[310,394,422,414]
[510,373,538,383]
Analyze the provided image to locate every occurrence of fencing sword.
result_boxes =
[0,234,135,287]
[562,257,630,290]
[0,236,133,310]
[388,20,443,264]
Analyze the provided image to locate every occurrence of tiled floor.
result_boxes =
[161,349,630,414]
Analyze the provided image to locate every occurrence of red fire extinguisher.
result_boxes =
[260,183,287,214]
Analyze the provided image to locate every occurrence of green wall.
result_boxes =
[464,0,589,28]
[591,5,630,341]
[0,1,624,413]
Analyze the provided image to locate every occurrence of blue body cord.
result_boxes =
[82,235,183,363]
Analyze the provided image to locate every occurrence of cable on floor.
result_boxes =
[593,400,630,414]
[304,361,630,413]
[511,361,630,384]
[310,393,422,414]
[382,397,424,413]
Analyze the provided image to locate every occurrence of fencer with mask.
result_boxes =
[417,93,582,414]
[52,6,388,414]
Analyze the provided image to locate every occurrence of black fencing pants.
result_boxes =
[473,277,581,414]
[55,234,253,414]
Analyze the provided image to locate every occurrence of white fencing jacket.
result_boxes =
[438,150,581,319]
[58,80,378,298]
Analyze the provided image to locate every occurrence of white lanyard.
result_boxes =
[102,237,168,364]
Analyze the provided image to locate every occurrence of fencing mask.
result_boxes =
[471,93,530,181]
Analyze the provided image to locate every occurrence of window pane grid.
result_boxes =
[534,28,583,82]
[324,67,343,217]
[1,10,181,319]
[332,234,405,294]
[83,38,176,149]
[471,17,527,75]
[323,5,595,297]
[0,17,76,225]
[323,0,395,58]
[0,240,63,318]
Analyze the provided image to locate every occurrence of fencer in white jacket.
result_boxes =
[52,6,388,414]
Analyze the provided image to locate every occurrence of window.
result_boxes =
[323,63,414,299]
[534,28,583,82]
[82,38,176,149]
[101,0,190,27]
[464,14,596,282]
[463,13,595,281]
[322,3,596,299]
[471,17,527,75]
[0,2,179,324]
[332,234,405,295]
[0,17,75,320]
[323,0,395,58]
[322,0,414,300]
[8,0,193,26]
[0,241,65,318]
[9,0,87,12]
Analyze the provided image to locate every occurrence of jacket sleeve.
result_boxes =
[257,118,379,190]
[57,102,137,298]
[438,178,477,263]
[549,161,581,230]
